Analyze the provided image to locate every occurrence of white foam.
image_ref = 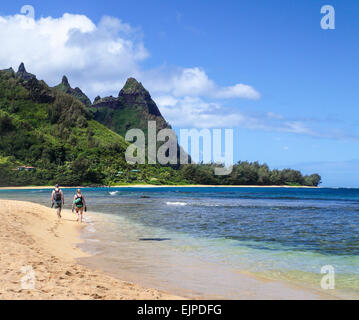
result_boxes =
[109,191,118,196]
[166,202,187,206]
[85,238,100,243]
[86,225,96,233]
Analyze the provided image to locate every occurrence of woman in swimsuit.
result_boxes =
[72,189,87,223]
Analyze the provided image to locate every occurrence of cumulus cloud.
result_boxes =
[0,12,259,102]
[214,83,260,100]
[172,68,215,96]
[155,94,330,137]
[1,11,350,141]
[0,13,147,97]
[142,67,260,100]
[155,95,266,128]
[156,96,227,128]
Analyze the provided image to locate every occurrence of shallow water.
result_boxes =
[1,187,359,299]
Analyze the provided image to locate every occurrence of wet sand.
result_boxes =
[0,200,182,300]
[0,199,333,300]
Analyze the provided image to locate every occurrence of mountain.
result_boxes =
[0,63,130,186]
[89,78,189,166]
[89,78,168,137]
[0,64,321,187]
[53,75,92,107]
[16,62,36,81]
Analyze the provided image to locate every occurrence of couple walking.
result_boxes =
[51,184,87,223]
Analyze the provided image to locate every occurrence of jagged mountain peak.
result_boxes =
[15,62,36,81]
[94,96,101,104]
[90,78,168,137]
[61,75,70,87]
[119,77,149,96]
[18,62,26,72]
[53,75,91,107]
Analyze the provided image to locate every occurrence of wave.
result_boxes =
[166,201,187,206]
[109,191,118,196]
[86,225,96,233]
[85,238,100,243]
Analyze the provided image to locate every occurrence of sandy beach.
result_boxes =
[0,200,183,300]
[0,198,340,300]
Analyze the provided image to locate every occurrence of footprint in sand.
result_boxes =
[123,282,134,287]
[96,285,108,291]
[91,293,103,299]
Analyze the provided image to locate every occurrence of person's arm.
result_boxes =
[72,195,76,212]
[51,191,54,207]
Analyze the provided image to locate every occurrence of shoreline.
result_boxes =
[0,184,319,190]
[0,200,183,300]
[0,199,341,300]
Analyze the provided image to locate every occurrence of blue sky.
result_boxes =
[0,0,358,186]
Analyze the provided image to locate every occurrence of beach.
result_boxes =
[0,189,349,300]
[0,199,182,300]
[1,186,358,301]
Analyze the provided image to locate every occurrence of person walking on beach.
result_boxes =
[51,184,64,219]
[72,189,87,223]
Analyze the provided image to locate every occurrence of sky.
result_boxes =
[0,0,358,187]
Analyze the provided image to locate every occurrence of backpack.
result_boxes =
[74,195,83,206]
[54,189,62,201]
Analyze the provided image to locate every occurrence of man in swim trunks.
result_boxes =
[51,184,64,218]
[72,189,87,223]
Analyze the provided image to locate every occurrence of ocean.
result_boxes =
[1,187,359,299]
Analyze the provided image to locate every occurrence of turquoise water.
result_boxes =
[1,187,359,298]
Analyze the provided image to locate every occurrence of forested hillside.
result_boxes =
[0,64,321,187]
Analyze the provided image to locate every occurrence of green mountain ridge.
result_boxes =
[0,63,321,187]
[88,77,187,166]
[0,64,130,186]
[89,77,168,137]
[54,75,92,107]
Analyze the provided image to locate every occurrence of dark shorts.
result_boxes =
[54,200,62,209]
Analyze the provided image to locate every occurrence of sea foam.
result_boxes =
[166,201,187,206]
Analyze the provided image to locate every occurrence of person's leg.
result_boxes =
[55,202,61,218]
[76,208,79,221]
[57,206,61,218]
[78,207,84,223]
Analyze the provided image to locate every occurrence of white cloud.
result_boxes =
[157,96,230,128]
[155,95,259,128]
[282,121,316,135]
[0,13,147,98]
[155,95,321,136]
[0,13,260,102]
[156,94,359,141]
[1,11,351,142]
[267,112,284,120]
[142,67,260,100]
[172,68,215,96]
[214,83,260,100]
[155,95,178,107]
